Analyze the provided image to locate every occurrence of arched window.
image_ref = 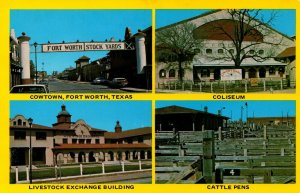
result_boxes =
[206,49,212,54]
[17,119,22,126]
[159,69,166,78]
[169,69,176,78]
[269,67,275,75]
[258,49,264,55]
[217,49,224,54]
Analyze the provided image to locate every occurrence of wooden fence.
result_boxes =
[155,125,295,184]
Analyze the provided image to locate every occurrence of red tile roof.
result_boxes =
[104,127,151,139]
[53,143,151,150]
[276,47,295,58]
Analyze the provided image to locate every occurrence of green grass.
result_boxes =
[10,164,151,184]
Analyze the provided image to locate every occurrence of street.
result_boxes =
[48,79,127,93]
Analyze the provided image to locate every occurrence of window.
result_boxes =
[63,138,68,144]
[217,49,224,54]
[17,119,22,126]
[95,139,100,144]
[269,67,275,75]
[14,131,26,140]
[72,139,77,144]
[13,121,16,126]
[36,132,47,140]
[86,139,91,144]
[249,50,255,55]
[206,49,212,54]
[23,122,26,126]
[229,49,234,54]
[159,69,166,78]
[258,49,264,55]
[138,137,144,143]
[79,139,85,144]
[169,69,175,78]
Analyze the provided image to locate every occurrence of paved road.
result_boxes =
[48,79,126,93]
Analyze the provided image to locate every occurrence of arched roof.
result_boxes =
[193,19,264,42]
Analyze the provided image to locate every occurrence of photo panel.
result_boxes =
[10,10,152,93]
[155,9,296,94]
[155,100,295,184]
[10,100,152,184]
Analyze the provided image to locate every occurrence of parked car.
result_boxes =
[109,78,128,88]
[92,77,109,85]
[10,84,49,93]
[38,79,49,86]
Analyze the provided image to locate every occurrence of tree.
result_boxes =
[202,9,282,67]
[156,22,203,82]
[30,60,35,79]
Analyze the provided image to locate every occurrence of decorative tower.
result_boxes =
[115,121,122,133]
[53,104,72,129]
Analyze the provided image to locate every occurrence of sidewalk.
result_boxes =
[120,87,152,93]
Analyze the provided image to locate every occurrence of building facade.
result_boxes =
[156,10,295,86]
[10,105,152,166]
[156,105,229,132]
[10,29,23,88]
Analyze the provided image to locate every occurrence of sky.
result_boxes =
[156,101,295,121]
[156,9,296,36]
[10,101,152,131]
[10,10,152,74]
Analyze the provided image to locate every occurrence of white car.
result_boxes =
[10,84,49,93]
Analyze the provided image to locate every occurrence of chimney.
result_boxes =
[115,121,122,133]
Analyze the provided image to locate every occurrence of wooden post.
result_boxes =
[102,162,105,174]
[264,125,267,140]
[121,161,125,172]
[26,166,29,182]
[202,130,215,183]
[199,83,202,92]
[243,149,247,162]
[55,165,58,179]
[210,83,213,93]
[280,79,283,90]
[218,127,222,141]
[80,164,83,176]
[15,167,19,183]
[263,170,272,183]
[139,160,142,170]
[182,83,185,91]
[245,81,247,93]
[263,80,266,91]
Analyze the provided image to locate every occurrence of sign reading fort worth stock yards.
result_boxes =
[42,42,126,52]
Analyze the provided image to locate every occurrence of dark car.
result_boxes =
[109,78,128,88]
[38,79,49,86]
[92,77,109,85]
[10,84,49,93]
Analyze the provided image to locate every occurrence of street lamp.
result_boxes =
[28,118,33,184]
[33,42,38,84]
[218,107,226,116]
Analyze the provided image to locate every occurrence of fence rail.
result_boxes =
[157,79,295,93]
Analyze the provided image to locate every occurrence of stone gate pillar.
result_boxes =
[17,32,31,84]
[135,31,147,74]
